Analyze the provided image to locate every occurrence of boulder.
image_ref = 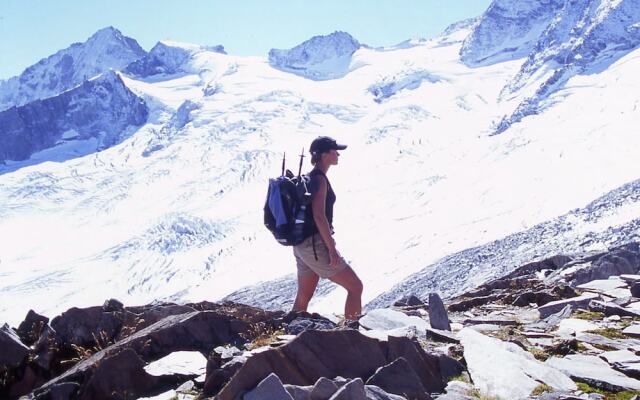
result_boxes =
[50,306,126,348]
[428,293,451,331]
[0,323,30,367]
[17,309,49,346]
[215,329,389,400]
[386,336,445,393]
[79,348,160,400]
[394,295,425,308]
[569,248,640,286]
[538,293,599,319]
[285,384,312,400]
[244,373,293,400]
[33,311,249,397]
[364,385,409,399]
[630,283,640,298]
[425,327,459,344]
[546,354,640,392]
[310,377,340,399]
[285,317,336,335]
[359,309,428,336]
[589,300,640,318]
[102,298,124,312]
[329,378,367,400]
[366,357,431,400]
[459,328,576,400]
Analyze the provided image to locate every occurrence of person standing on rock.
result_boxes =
[291,136,363,324]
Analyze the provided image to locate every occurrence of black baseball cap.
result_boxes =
[309,136,347,155]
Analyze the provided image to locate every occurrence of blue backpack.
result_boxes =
[264,150,312,246]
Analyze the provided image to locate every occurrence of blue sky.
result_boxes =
[0,0,491,79]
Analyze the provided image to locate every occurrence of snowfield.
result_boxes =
[1,6,639,325]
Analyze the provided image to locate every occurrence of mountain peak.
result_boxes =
[268,31,361,80]
[0,27,146,111]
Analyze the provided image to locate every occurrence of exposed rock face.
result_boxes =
[0,323,30,367]
[366,357,431,400]
[0,71,148,162]
[0,26,146,111]
[491,0,640,134]
[460,0,565,66]
[16,310,49,347]
[268,31,360,80]
[124,41,226,77]
[214,329,448,400]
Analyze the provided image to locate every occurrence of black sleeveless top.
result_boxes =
[304,169,336,237]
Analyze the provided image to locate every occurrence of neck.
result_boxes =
[313,163,330,174]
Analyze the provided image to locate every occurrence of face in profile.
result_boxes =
[322,149,340,165]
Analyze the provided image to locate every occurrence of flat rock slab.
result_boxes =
[621,275,640,284]
[623,324,640,337]
[426,327,459,344]
[459,328,576,400]
[144,351,207,377]
[556,318,599,335]
[576,332,640,351]
[360,308,428,335]
[546,354,640,392]
[578,278,627,292]
[590,300,640,318]
[538,293,600,319]
[466,324,502,332]
[462,315,518,326]
[599,350,640,364]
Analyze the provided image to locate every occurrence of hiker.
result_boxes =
[291,136,363,323]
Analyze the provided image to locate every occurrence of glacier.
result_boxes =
[1,0,640,326]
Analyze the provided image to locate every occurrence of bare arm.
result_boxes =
[311,176,340,267]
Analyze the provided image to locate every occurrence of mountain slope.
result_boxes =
[0,27,146,111]
[0,71,148,163]
[1,9,640,325]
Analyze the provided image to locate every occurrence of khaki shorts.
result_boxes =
[293,234,348,278]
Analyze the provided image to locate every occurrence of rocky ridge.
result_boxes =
[2,242,640,399]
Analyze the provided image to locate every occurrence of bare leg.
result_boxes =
[328,266,363,320]
[292,272,320,312]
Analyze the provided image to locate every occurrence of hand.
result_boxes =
[329,247,342,268]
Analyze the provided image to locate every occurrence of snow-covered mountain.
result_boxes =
[0,71,148,162]
[0,27,145,111]
[125,40,226,77]
[268,31,361,80]
[1,0,640,327]
[460,0,565,66]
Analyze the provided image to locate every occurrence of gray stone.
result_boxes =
[546,354,640,392]
[576,332,640,351]
[366,357,430,400]
[364,385,408,399]
[589,300,640,318]
[244,373,294,400]
[631,283,640,298]
[17,309,49,346]
[329,378,367,400]
[426,327,459,344]
[310,377,339,400]
[599,350,640,364]
[428,293,451,331]
[462,315,518,326]
[394,295,426,308]
[538,293,600,319]
[623,325,640,338]
[0,323,30,367]
[285,384,312,400]
[436,380,476,400]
